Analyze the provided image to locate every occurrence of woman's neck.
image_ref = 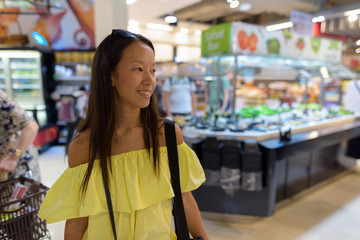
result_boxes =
[115,108,142,129]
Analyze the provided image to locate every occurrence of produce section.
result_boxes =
[187,21,360,217]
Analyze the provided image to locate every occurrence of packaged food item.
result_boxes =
[5,183,28,210]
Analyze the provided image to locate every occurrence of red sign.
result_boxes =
[33,124,58,147]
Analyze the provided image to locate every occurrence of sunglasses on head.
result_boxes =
[111,29,136,38]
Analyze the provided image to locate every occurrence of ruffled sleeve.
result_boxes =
[176,142,205,193]
[38,166,87,223]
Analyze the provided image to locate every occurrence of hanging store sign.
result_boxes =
[201,22,231,55]
[231,21,342,62]
[290,9,314,36]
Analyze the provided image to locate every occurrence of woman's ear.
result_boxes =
[110,73,116,86]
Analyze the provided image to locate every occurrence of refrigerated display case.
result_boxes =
[0,48,58,151]
[53,50,93,143]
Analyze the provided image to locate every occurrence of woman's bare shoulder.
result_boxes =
[67,130,91,168]
[158,120,183,146]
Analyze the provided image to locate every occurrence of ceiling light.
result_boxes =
[356,39,360,45]
[348,14,358,22]
[180,28,189,34]
[312,16,325,23]
[344,8,360,16]
[194,30,202,36]
[239,3,252,12]
[146,23,174,32]
[165,15,177,24]
[230,0,240,8]
[356,48,360,54]
[266,21,294,31]
[128,20,139,27]
[226,0,233,3]
[126,0,138,5]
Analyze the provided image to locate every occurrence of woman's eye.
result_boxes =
[152,69,156,73]
[135,67,142,71]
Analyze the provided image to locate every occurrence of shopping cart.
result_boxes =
[0,177,50,240]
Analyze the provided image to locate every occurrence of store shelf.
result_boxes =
[11,74,39,79]
[10,63,38,69]
[12,84,41,89]
[57,75,91,81]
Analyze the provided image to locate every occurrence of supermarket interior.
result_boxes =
[1,0,360,239]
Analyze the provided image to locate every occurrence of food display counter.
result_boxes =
[183,21,360,217]
[183,113,360,217]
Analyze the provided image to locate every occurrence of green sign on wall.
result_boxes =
[201,22,231,55]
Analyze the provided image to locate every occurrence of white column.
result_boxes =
[94,0,128,47]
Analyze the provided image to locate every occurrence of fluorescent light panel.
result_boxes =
[230,0,239,8]
[239,3,252,12]
[344,8,360,16]
[348,14,358,22]
[146,23,173,32]
[312,16,325,23]
[165,15,177,24]
[180,28,189,34]
[194,30,202,36]
[266,21,294,31]
[126,0,137,5]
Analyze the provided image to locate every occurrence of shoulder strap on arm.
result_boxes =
[164,120,191,240]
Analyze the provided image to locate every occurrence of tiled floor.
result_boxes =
[38,146,360,240]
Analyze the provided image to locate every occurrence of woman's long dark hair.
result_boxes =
[76,29,161,195]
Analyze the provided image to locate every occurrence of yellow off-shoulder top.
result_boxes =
[38,142,205,240]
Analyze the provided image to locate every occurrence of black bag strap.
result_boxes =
[104,182,117,240]
[164,120,191,240]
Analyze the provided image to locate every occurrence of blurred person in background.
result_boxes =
[205,73,231,114]
[343,78,360,160]
[0,90,40,181]
[343,78,360,114]
[162,64,198,117]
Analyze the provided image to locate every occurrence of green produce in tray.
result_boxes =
[306,103,321,110]
[256,105,278,115]
[238,106,260,118]
[329,106,352,115]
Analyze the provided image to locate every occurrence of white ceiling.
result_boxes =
[128,0,201,21]
[127,0,360,45]
[128,0,320,23]
[126,0,322,33]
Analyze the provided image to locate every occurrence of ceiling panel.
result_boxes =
[128,0,201,21]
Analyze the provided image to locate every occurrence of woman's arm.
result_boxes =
[65,217,88,240]
[191,91,197,115]
[0,121,39,173]
[220,87,230,113]
[182,191,209,240]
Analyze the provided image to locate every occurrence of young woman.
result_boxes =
[38,29,209,240]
